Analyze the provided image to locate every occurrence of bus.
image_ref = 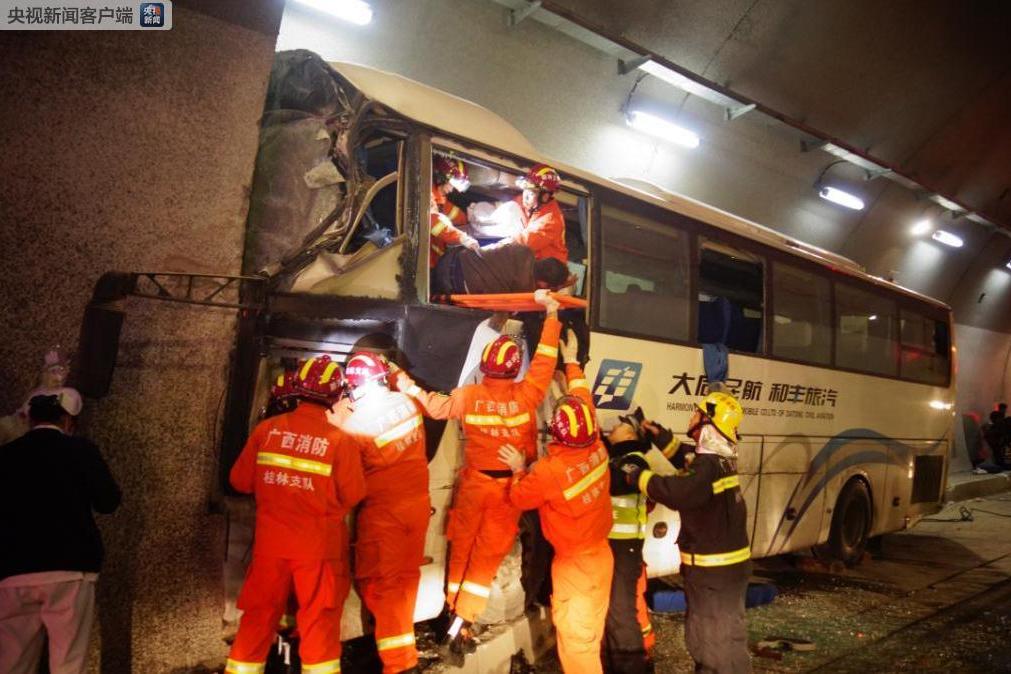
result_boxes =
[223,52,954,641]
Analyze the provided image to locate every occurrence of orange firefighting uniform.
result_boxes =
[228,402,367,674]
[512,195,568,264]
[330,389,430,674]
[396,316,561,623]
[430,186,472,267]
[507,363,613,674]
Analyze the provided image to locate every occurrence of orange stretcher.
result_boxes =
[435,292,587,312]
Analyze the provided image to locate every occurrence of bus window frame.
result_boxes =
[425,136,593,306]
[590,186,699,347]
[696,235,768,355]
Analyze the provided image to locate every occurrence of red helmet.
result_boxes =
[517,164,560,193]
[344,352,390,399]
[479,335,522,379]
[433,155,470,192]
[549,395,597,447]
[270,370,297,401]
[293,355,344,404]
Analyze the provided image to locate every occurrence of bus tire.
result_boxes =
[819,478,873,567]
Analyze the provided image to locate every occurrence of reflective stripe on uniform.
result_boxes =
[680,546,751,567]
[225,660,265,674]
[562,461,608,501]
[460,580,491,598]
[536,344,558,358]
[256,452,332,477]
[568,378,588,390]
[405,385,422,397]
[374,414,422,448]
[611,495,640,509]
[463,412,530,427]
[301,658,341,673]
[446,581,461,594]
[377,632,416,651]
[447,205,463,221]
[431,215,450,236]
[610,485,647,539]
[642,623,653,636]
[711,475,740,494]
[637,469,655,494]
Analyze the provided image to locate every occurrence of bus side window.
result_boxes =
[835,283,898,376]
[596,205,691,342]
[697,241,765,353]
[771,262,832,365]
[899,310,950,385]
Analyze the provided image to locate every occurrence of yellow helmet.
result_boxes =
[696,391,743,443]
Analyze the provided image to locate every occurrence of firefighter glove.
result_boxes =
[559,329,579,364]
[617,453,649,487]
[534,288,560,315]
[643,420,674,452]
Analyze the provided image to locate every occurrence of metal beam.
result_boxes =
[130,272,265,310]
[618,55,650,75]
[507,0,541,26]
[725,103,757,121]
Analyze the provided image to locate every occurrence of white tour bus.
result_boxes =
[231,55,954,642]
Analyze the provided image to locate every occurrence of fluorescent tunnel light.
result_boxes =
[818,185,864,211]
[910,219,932,236]
[626,110,700,148]
[931,230,963,248]
[293,0,373,25]
[929,400,953,411]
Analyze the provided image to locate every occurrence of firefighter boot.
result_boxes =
[440,615,477,667]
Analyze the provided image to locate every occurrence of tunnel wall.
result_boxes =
[0,3,281,670]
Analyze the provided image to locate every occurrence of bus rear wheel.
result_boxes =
[816,478,872,567]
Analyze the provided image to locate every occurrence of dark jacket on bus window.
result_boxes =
[0,428,121,580]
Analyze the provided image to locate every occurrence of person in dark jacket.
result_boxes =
[432,240,570,295]
[0,392,121,674]
[620,392,751,674]
[603,418,653,674]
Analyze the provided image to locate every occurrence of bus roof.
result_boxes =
[328,61,950,312]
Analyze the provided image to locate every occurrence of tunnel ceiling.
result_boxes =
[547,0,1011,232]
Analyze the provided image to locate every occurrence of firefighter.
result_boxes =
[393,289,562,656]
[498,328,612,674]
[330,352,429,674]
[431,155,479,267]
[227,356,367,674]
[262,369,298,419]
[511,164,568,264]
[620,392,751,674]
[603,419,652,673]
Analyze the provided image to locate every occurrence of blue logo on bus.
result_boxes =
[592,360,642,410]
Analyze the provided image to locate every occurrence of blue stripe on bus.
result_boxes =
[763,429,944,555]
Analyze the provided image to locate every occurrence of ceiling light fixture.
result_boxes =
[910,219,932,236]
[626,110,700,148]
[931,230,963,248]
[293,0,372,25]
[1006,260,1011,270]
[818,185,865,210]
